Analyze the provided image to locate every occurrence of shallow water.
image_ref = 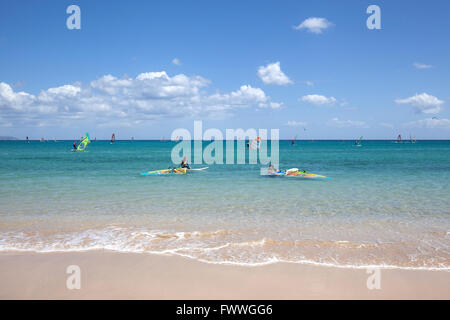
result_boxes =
[0,140,449,269]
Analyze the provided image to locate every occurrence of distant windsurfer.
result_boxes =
[180,156,191,169]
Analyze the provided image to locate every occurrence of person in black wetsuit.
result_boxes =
[73,141,77,150]
[180,156,191,169]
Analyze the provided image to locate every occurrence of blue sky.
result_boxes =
[1,0,449,139]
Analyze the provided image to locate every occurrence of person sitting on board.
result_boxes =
[268,163,277,175]
[180,156,191,169]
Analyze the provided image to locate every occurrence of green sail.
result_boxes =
[76,133,90,151]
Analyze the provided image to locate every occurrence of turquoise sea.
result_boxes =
[0,140,449,270]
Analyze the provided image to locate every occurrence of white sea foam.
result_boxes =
[0,227,449,271]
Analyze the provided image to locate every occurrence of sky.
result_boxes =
[1,0,449,140]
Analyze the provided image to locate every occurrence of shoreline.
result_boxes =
[1,249,448,272]
[1,251,449,299]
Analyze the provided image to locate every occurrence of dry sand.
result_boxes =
[0,251,449,299]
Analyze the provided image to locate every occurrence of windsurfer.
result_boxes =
[180,156,191,169]
[268,163,277,175]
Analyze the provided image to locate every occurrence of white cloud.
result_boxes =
[413,62,433,69]
[328,117,368,128]
[293,17,333,34]
[172,58,182,66]
[395,93,444,114]
[0,71,281,127]
[269,102,283,109]
[257,62,292,85]
[404,118,450,129]
[301,94,336,106]
[259,102,283,109]
[379,122,394,128]
[305,81,314,86]
[286,121,307,127]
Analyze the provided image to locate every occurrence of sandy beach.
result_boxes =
[0,251,448,299]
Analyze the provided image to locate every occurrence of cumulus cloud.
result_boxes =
[328,117,368,128]
[395,93,444,114]
[301,94,336,106]
[286,121,307,127]
[293,17,333,34]
[0,71,281,127]
[172,58,182,66]
[413,62,433,69]
[257,62,292,85]
[404,118,450,129]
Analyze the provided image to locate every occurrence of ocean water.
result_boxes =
[0,140,449,270]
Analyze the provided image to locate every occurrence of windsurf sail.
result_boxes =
[76,133,90,151]
[292,135,298,145]
[354,136,363,146]
[269,168,330,179]
[141,168,187,176]
[249,136,261,150]
[111,133,115,144]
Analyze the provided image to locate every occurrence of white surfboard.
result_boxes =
[187,167,209,171]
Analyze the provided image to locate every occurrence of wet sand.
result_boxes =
[0,251,449,299]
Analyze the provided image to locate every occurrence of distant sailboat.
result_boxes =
[110,133,115,144]
[396,134,402,143]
